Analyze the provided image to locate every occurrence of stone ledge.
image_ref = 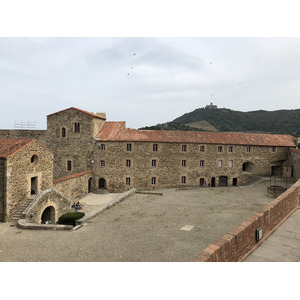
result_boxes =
[17,219,73,230]
[76,188,136,225]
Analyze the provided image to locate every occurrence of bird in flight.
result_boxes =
[133,53,136,56]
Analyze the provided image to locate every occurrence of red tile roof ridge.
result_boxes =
[0,139,34,158]
[0,138,53,159]
[47,107,106,120]
[53,170,93,184]
[96,124,296,147]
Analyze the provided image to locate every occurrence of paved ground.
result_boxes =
[0,179,295,262]
[244,209,300,262]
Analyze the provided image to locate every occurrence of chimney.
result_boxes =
[96,112,106,119]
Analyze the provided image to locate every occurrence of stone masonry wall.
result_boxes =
[195,179,300,262]
[0,159,4,221]
[92,141,290,192]
[289,149,300,180]
[5,141,53,220]
[46,109,104,179]
[0,130,47,144]
[54,171,92,201]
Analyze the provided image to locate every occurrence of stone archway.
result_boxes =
[41,206,55,224]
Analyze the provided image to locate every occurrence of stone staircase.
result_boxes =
[10,197,34,223]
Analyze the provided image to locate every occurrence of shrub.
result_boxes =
[58,211,85,226]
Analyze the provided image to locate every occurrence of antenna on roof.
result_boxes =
[14,120,36,130]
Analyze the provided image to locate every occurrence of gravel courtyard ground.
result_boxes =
[0,179,294,262]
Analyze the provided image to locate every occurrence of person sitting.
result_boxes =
[72,202,76,208]
[75,201,83,210]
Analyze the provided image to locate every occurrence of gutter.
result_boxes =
[1,158,7,222]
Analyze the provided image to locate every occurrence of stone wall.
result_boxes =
[23,189,72,224]
[0,159,5,221]
[53,170,92,200]
[46,109,104,179]
[92,141,290,192]
[194,179,300,262]
[5,141,53,220]
[0,130,47,144]
[289,148,300,180]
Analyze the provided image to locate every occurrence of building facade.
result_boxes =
[0,139,53,221]
[0,107,298,222]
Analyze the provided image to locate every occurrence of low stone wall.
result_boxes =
[53,170,92,200]
[195,179,300,262]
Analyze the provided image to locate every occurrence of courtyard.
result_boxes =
[0,178,294,262]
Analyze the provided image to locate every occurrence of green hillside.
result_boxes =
[140,107,300,136]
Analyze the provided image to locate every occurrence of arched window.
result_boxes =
[67,160,72,171]
[75,122,80,133]
[62,127,66,137]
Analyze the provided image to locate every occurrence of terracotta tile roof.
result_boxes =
[0,139,34,158]
[96,122,296,147]
[53,170,93,184]
[47,107,106,120]
[290,148,300,156]
[0,139,53,159]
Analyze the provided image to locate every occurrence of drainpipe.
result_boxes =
[1,158,7,222]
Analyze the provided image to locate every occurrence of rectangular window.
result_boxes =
[182,160,187,167]
[246,146,251,153]
[151,177,157,185]
[200,145,205,152]
[228,146,233,152]
[100,160,105,167]
[126,177,131,186]
[229,160,233,168]
[127,143,132,151]
[218,160,222,167]
[218,146,223,152]
[67,160,72,171]
[200,160,205,167]
[153,144,158,152]
[182,145,187,152]
[100,144,105,151]
[126,160,131,167]
[181,176,186,184]
[271,146,276,152]
[152,159,157,167]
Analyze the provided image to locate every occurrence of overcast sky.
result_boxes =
[1,37,300,130]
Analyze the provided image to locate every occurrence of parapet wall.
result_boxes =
[53,170,92,201]
[195,179,300,262]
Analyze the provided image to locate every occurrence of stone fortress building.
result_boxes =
[1,107,300,223]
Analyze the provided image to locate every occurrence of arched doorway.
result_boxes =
[219,176,228,187]
[88,177,92,193]
[99,178,107,189]
[41,206,55,224]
